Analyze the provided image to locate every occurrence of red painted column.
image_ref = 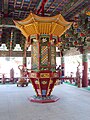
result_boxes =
[82,53,88,87]
[23,40,27,67]
[42,1,44,16]
[9,30,13,56]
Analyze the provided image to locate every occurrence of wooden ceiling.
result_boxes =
[0,0,90,56]
[0,0,89,21]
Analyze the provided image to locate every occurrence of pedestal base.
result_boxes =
[28,95,60,103]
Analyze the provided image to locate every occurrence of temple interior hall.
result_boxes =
[0,0,90,120]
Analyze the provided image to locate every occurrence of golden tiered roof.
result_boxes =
[14,13,72,38]
[86,11,90,16]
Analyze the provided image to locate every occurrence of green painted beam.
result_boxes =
[0,51,60,57]
[0,25,17,28]
[0,18,17,28]
[3,0,8,15]
[63,0,87,17]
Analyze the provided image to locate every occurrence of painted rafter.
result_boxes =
[63,0,88,18]
[50,1,64,15]
[14,0,17,8]
[36,0,48,15]
[27,0,32,10]
[20,0,24,9]
[45,0,56,13]
[3,0,9,16]
[65,2,88,20]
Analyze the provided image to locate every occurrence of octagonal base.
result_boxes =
[28,95,60,103]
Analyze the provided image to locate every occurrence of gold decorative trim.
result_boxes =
[54,73,59,77]
[35,80,39,84]
[41,80,47,85]
[30,73,37,78]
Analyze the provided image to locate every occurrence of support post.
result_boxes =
[23,40,27,67]
[82,53,88,87]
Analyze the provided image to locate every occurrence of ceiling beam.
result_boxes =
[0,24,17,29]
[65,2,88,20]
[27,0,32,10]
[50,1,64,16]
[0,51,60,57]
[14,0,17,8]
[3,0,9,17]
[21,0,24,9]
[36,0,48,15]
[63,0,88,18]
[45,0,56,13]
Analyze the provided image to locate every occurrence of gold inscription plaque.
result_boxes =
[40,73,50,78]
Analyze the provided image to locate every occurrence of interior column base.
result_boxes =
[28,95,60,103]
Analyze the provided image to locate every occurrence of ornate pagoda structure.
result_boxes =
[14,13,72,103]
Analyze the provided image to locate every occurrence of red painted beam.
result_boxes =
[36,0,48,16]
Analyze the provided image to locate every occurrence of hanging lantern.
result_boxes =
[74,33,78,38]
[74,14,79,20]
[65,33,69,38]
[74,41,78,45]
[78,37,82,42]
[77,28,81,32]
[73,22,78,28]
[67,43,70,47]
[87,30,90,34]
[58,37,61,42]
[86,37,90,42]
[84,42,87,46]
[69,37,73,41]
[80,33,85,37]
[70,42,74,47]
[87,23,90,29]
[74,16,79,20]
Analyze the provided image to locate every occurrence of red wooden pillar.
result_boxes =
[82,53,88,87]
[42,1,44,16]
[23,40,27,67]
[9,30,13,56]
